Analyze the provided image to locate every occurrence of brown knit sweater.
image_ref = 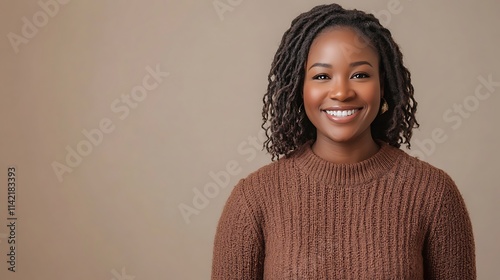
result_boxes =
[211,141,476,279]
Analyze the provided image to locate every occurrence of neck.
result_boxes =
[311,133,380,164]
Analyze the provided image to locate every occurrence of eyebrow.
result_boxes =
[308,61,373,70]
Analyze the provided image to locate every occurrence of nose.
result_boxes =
[329,78,354,101]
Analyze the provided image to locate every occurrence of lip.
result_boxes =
[322,105,362,110]
[322,107,362,124]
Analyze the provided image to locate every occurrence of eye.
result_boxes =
[351,73,370,79]
[312,74,330,80]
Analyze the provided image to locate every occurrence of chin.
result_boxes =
[324,133,359,144]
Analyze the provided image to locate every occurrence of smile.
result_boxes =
[325,109,359,117]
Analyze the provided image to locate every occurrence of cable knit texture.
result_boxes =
[211,141,476,279]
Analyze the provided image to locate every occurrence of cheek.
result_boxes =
[302,85,322,123]
[360,83,382,105]
[364,84,382,120]
[303,83,324,109]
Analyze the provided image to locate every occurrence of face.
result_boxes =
[303,27,382,146]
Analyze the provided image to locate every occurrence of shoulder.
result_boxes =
[228,155,294,208]
[391,145,456,186]
[386,145,471,232]
[245,156,293,183]
[378,144,462,212]
[234,155,294,195]
[390,145,465,212]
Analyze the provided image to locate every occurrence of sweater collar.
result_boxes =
[291,140,403,185]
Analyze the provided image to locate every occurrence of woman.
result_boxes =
[212,3,476,279]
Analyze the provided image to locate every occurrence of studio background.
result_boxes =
[0,0,499,279]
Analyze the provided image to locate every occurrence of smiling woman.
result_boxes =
[211,3,476,279]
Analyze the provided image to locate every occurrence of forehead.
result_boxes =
[306,27,379,64]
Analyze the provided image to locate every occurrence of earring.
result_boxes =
[299,103,304,113]
[380,98,388,115]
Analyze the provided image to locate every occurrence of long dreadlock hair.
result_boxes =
[261,3,419,161]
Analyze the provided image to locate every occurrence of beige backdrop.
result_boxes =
[0,0,499,279]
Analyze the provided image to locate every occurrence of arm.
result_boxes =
[423,176,476,279]
[211,179,265,280]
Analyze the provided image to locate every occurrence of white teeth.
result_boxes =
[325,109,358,117]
